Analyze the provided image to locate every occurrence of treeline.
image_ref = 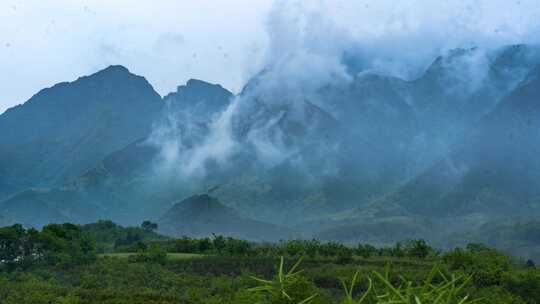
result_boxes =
[163,236,436,260]
[67,219,440,261]
[2,220,536,268]
[81,219,165,252]
[0,220,165,270]
[0,223,95,269]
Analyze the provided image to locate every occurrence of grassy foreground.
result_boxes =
[1,221,539,303]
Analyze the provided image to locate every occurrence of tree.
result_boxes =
[198,238,212,253]
[356,244,377,258]
[0,224,26,263]
[391,242,405,257]
[405,239,432,259]
[212,234,226,255]
[38,223,96,266]
[141,221,158,233]
[130,243,167,264]
[335,247,353,265]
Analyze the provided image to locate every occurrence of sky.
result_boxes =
[1,0,540,114]
[0,0,273,113]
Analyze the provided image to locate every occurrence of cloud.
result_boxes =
[147,0,540,179]
[294,0,540,79]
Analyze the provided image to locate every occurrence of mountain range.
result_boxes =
[1,44,539,258]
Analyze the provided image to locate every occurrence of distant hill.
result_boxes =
[0,65,163,198]
[446,220,540,261]
[315,216,433,245]
[0,188,101,227]
[379,65,540,219]
[158,194,294,241]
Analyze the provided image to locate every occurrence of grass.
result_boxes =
[99,252,204,260]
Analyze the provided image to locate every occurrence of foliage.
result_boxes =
[0,224,40,269]
[38,223,96,267]
[141,220,158,233]
[81,220,165,253]
[356,244,377,259]
[0,223,96,270]
[403,239,434,259]
[1,221,539,303]
[368,266,478,304]
[128,243,167,264]
[341,271,372,304]
[443,244,512,287]
[250,256,320,304]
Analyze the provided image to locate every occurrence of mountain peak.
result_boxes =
[163,194,234,220]
[186,78,221,88]
[99,64,130,74]
[424,47,479,76]
[162,79,233,122]
[165,79,232,98]
[85,65,139,81]
[158,194,293,240]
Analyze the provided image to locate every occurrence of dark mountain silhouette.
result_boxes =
[158,194,294,241]
[0,65,163,198]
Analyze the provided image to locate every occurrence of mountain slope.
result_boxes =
[163,79,233,123]
[380,65,540,219]
[0,188,102,227]
[0,79,235,227]
[0,65,163,198]
[158,194,294,241]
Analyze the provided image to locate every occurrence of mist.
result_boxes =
[147,0,540,185]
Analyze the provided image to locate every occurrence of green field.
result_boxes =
[2,221,539,303]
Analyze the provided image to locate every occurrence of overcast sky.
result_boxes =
[0,0,273,113]
[1,0,540,114]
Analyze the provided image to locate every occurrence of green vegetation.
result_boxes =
[99,252,203,259]
[80,219,167,253]
[1,221,539,303]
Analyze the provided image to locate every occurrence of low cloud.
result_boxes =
[148,0,540,180]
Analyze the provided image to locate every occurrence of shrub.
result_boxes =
[129,244,167,264]
[443,244,512,287]
[339,265,481,303]
[335,248,354,265]
[403,239,432,259]
[355,244,377,259]
[249,257,320,304]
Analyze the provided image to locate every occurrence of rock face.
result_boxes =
[158,194,294,241]
[0,65,163,198]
